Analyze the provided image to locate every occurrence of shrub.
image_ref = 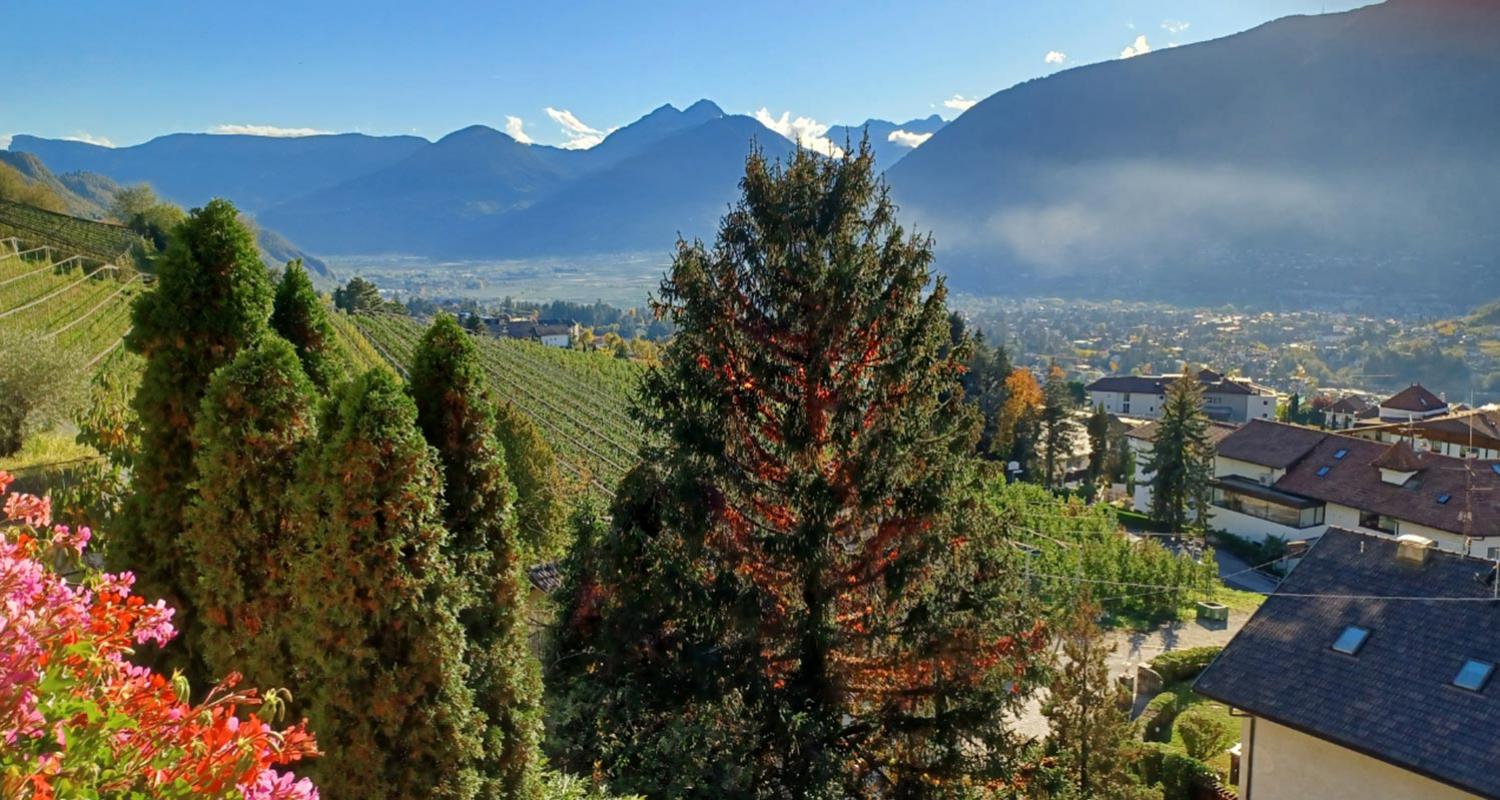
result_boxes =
[0,471,319,799]
[1137,691,1181,743]
[1176,706,1237,763]
[1158,751,1219,800]
[0,340,81,457]
[1150,646,1223,683]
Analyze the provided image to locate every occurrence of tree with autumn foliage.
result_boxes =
[270,260,340,391]
[113,198,273,627]
[182,337,317,693]
[996,367,1043,476]
[288,370,480,799]
[548,142,1050,798]
[409,315,543,800]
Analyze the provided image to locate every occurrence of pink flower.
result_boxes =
[0,471,13,495]
[50,525,91,555]
[132,599,177,646]
[3,493,50,527]
[240,769,320,800]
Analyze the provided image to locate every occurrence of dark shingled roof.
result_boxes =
[1125,419,1239,444]
[1272,435,1500,536]
[1371,440,1426,472]
[1215,419,1328,469]
[1086,371,1270,397]
[1382,383,1448,413]
[1326,396,1371,414]
[1195,529,1500,800]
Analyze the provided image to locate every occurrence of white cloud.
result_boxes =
[64,132,115,147]
[209,124,330,137]
[1044,50,1068,65]
[544,107,613,150]
[0,134,11,150]
[1120,34,1152,58]
[943,94,979,112]
[504,115,533,145]
[887,129,933,149]
[753,108,845,158]
[1162,19,1190,35]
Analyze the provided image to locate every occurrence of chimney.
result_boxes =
[1395,534,1435,566]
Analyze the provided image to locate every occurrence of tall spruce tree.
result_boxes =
[290,370,481,800]
[409,315,543,800]
[960,332,1014,459]
[270,259,340,391]
[1084,404,1112,502]
[548,143,1049,798]
[1040,361,1074,489]
[182,336,316,688]
[1146,372,1214,533]
[113,198,272,618]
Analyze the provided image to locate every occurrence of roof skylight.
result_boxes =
[1334,448,1349,460]
[1437,494,1452,505]
[1317,466,1332,477]
[1455,659,1494,692]
[1332,626,1370,655]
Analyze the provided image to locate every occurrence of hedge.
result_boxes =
[1151,646,1224,684]
[1137,691,1181,743]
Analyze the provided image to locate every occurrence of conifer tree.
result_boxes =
[182,336,316,688]
[1040,361,1074,489]
[270,259,340,390]
[960,332,1014,459]
[1043,601,1157,800]
[549,143,1048,798]
[409,315,542,800]
[494,399,567,561]
[290,369,481,800]
[113,198,272,615]
[1084,404,1112,502]
[1147,372,1214,533]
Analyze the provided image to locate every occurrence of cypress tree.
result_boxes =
[1084,404,1112,502]
[270,259,340,391]
[182,336,316,688]
[1147,372,1214,533]
[113,198,272,618]
[290,369,481,800]
[494,399,567,561]
[549,143,1049,798]
[408,315,543,800]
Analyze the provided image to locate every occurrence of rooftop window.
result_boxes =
[1334,449,1349,460]
[1316,466,1332,477]
[1454,660,1494,692]
[1492,464,1500,477]
[1437,494,1452,505]
[1331,626,1370,655]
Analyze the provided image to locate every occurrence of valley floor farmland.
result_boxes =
[354,311,646,496]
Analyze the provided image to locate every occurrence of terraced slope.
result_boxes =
[354,312,646,496]
[0,239,142,372]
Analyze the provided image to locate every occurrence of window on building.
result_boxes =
[1334,449,1348,460]
[1358,510,1399,534]
[1454,660,1494,692]
[1487,547,1500,561]
[1331,626,1370,655]
[1316,466,1331,477]
[1437,494,1452,505]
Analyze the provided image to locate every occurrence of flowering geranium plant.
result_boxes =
[0,470,320,799]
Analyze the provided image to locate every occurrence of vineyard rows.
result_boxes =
[353,312,648,496]
[0,201,144,266]
[0,244,141,370]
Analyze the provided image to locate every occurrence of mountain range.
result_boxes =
[8,0,1499,308]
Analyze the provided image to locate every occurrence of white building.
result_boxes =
[1086,369,1278,423]
[1376,383,1449,423]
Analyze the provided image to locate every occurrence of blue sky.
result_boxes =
[3,0,1372,149]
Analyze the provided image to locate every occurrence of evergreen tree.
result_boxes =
[409,315,543,800]
[332,275,386,313]
[182,337,316,688]
[960,333,1014,459]
[1040,361,1074,489]
[549,144,1048,798]
[495,399,568,561]
[270,259,340,390]
[1084,404,1112,502]
[113,198,273,618]
[1042,601,1157,800]
[290,369,481,800]
[1146,372,1214,533]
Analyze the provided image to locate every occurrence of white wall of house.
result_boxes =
[1214,456,1283,485]
[1377,405,1449,423]
[539,334,571,348]
[1237,717,1480,800]
[1319,503,1490,556]
[1208,505,1326,544]
[1089,390,1165,419]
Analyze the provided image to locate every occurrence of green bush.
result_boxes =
[1151,646,1223,683]
[1158,751,1219,800]
[0,341,82,457]
[1176,706,1237,763]
[1137,691,1181,743]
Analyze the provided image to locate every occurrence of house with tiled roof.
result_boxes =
[1378,383,1449,423]
[1124,418,1239,512]
[1347,407,1500,461]
[1207,420,1500,558]
[1323,395,1376,429]
[1195,528,1500,800]
[1086,368,1278,423]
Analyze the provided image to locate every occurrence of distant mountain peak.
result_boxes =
[683,99,725,119]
